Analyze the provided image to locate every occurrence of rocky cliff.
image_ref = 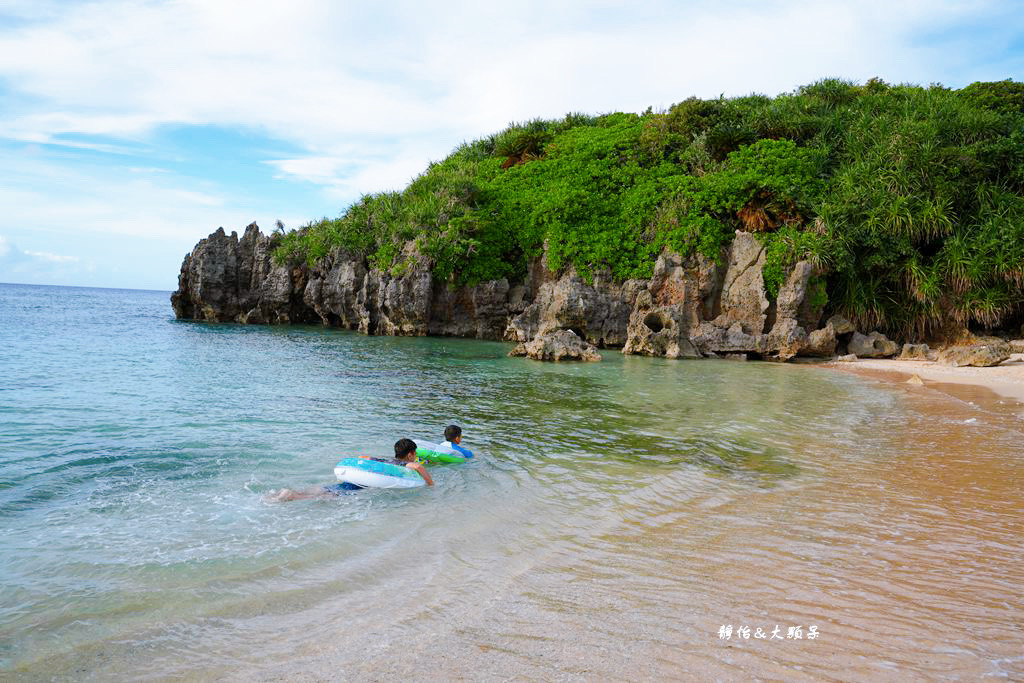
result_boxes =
[172,223,853,360]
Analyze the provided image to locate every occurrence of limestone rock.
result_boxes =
[236,223,306,324]
[171,224,316,324]
[827,315,856,336]
[171,227,241,321]
[838,354,858,362]
[172,225,879,366]
[937,342,1012,367]
[429,278,511,340]
[803,324,837,357]
[376,266,433,336]
[506,269,643,347]
[304,247,370,329]
[622,250,716,357]
[848,331,898,358]
[620,251,712,358]
[775,261,813,322]
[714,231,769,335]
[899,343,932,361]
[622,299,701,358]
[764,317,807,361]
[1009,339,1024,354]
[508,329,601,362]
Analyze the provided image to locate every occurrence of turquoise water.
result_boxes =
[2,283,1022,680]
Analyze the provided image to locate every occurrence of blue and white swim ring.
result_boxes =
[334,457,425,489]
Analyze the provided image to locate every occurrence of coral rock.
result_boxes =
[848,331,899,358]
[508,329,601,362]
[937,342,1011,367]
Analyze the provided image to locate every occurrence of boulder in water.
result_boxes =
[508,329,601,362]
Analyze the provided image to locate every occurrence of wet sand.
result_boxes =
[821,353,1024,404]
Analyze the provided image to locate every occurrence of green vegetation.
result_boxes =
[275,78,1024,340]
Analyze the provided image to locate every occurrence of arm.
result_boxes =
[408,461,434,486]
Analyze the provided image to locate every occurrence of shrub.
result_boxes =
[273,79,1024,339]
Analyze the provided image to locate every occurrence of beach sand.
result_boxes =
[818,352,1024,404]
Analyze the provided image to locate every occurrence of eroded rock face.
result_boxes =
[508,329,601,362]
[171,224,877,362]
[937,342,1011,367]
[171,224,316,324]
[621,250,713,358]
[303,247,369,329]
[715,232,769,335]
[506,270,643,347]
[170,227,240,321]
[429,278,511,339]
[623,295,702,358]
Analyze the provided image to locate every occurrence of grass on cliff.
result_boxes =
[274,78,1024,341]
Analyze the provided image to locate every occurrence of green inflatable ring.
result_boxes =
[416,447,468,464]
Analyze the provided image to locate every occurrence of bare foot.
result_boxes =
[265,487,325,502]
[265,488,301,502]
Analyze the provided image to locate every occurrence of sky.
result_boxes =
[0,0,1022,291]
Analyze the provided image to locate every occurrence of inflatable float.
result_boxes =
[416,441,470,464]
[334,457,425,489]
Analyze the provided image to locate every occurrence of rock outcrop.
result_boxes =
[847,331,899,358]
[801,316,849,357]
[508,330,601,362]
[937,342,1012,367]
[171,224,317,324]
[171,224,862,361]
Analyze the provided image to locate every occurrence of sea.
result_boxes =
[1,282,1022,681]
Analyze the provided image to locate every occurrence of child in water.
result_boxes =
[391,438,434,485]
[440,424,473,458]
[267,438,432,501]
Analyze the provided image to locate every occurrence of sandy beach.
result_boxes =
[820,352,1024,404]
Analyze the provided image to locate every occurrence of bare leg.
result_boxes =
[265,487,329,502]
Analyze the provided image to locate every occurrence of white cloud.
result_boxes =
[0,0,1021,288]
[0,153,228,241]
[0,234,80,277]
[267,157,352,187]
[3,0,1014,157]
[23,249,78,263]
[266,142,450,200]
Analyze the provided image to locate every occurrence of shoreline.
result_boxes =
[816,352,1024,404]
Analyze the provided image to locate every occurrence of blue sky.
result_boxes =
[1,0,1022,291]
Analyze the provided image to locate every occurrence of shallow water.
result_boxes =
[1,283,1022,681]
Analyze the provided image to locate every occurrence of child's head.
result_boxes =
[444,425,462,442]
[394,438,418,459]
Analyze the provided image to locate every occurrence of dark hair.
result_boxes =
[394,438,417,458]
[444,425,462,441]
